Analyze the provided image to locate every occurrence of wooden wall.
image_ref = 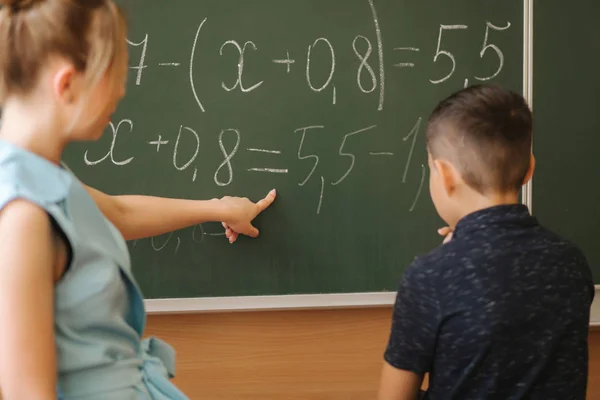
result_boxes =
[146,308,600,399]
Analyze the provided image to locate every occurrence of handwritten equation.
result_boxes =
[73,1,517,256]
[126,14,510,112]
[86,15,512,192]
[84,118,426,216]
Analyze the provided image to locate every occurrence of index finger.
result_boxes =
[255,189,277,212]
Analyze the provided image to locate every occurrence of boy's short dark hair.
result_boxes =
[425,84,532,194]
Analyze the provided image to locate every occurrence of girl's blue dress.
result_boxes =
[0,140,189,399]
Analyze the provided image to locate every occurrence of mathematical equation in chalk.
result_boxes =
[84,118,427,216]
[126,16,511,111]
[77,1,517,244]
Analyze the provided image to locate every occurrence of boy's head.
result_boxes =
[425,84,534,227]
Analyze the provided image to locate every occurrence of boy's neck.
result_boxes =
[453,191,522,227]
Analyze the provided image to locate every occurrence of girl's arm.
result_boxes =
[84,185,276,242]
[0,200,58,400]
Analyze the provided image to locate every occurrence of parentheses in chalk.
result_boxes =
[366,0,385,111]
[189,18,208,113]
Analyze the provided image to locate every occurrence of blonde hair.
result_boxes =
[0,0,127,105]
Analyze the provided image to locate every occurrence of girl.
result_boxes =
[0,0,275,398]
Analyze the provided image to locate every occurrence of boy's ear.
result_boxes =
[433,158,460,197]
[522,153,536,185]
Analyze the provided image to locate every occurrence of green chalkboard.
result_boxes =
[63,0,523,299]
[533,0,600,283]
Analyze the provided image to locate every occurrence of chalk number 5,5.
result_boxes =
[475,21,511,81]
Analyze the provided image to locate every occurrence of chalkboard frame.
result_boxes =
[527,0,600,327]
[135,0,549,317]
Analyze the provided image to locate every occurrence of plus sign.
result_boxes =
[148,134,169,152]
[272,50,295,74]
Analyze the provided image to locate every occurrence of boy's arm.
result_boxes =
[378,259,440,399]
[377,363,423,400]
[83,184,276,242]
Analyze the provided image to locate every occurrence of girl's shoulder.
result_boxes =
[0,140,72,210]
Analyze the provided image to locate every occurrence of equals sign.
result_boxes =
[393,47,420,68]
[247,168,288,173]
[246,148,287,173]
[247,148,281,155]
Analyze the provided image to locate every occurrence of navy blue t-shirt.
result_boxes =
[384,204,594,400]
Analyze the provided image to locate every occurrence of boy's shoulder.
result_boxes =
[400,242,458,288]
[406,237,468,273]
[533,224,594,287]
[404,223,593,299]
[522,221,591,269]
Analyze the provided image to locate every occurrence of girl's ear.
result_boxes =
[53,65,78,105]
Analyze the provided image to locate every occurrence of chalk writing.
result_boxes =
[353,35,377,94]
[81,13,514,230]
[189,18,207,112]
[393,47,420,68]
[131,223,227,253]
[151,232,181,253]
[295,125,323,187]
[247,168,288,174]
[273,50,295,73]
[475,21,511,81]
[409,164,426,212]
[331,125,377,186]
[220,40,264,92]
[149,135,169,152]
[173,125,200,172]
[247,148,281,154]
[367,0,385,110]
[127,35,148,86]
[317,176,324,215]
[214,129,241,186]
[126,19,510,109]
[402,117,422,183]
[84,119,134,166]
[306,38,336,104]
[192,224,205,244]
[192,223,226,244]
[430,24,469,84]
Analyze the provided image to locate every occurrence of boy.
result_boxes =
[378,85,594,400]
